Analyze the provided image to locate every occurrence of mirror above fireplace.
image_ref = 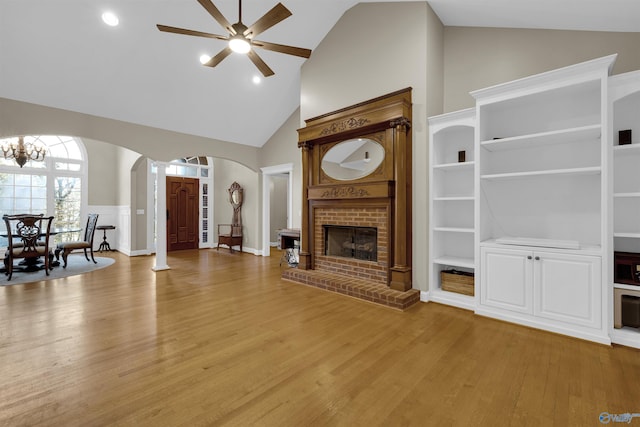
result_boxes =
[320,138,384,181]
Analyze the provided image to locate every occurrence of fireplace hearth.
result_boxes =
[324,225,377,261]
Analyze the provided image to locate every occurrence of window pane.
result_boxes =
[0,198,14,210]
[65,143,82,160]
[15,186,31,198]
[32,175,46,186]
[32,186,47,199]
[15,174,31,186]
[49,144,68,158]
[55,176,82,230]
[15,198,31,211]
[32,199,47,211]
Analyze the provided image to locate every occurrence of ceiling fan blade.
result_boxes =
[204,47,233,68]
[157,25,228,41]
[197,0,235,34]
[247,50,275,77]
[244,3,292,39]
[252,40,311,59]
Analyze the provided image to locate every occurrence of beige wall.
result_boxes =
[0,97,260,171]
[443,27,640,113]
[259,108,303,230]
[269,175,289,242]
[213,158,259,251]
[83,138,120,206]
[299,1,431,290]
[131,158,149,252]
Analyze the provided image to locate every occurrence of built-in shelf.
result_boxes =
[480,124,601,152]
[610,328,640,349]
[432,161,475,171]
[433,256,475,269]
[481,166,601,181]
[614,283,640,291]
[614,143,640,152]
[614,192,640,198]
[433,196,474,201]
[429,288,475,311]
[614,232,640,238]
[433,227,475,233]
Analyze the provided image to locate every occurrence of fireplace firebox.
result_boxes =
[324,225,377,261]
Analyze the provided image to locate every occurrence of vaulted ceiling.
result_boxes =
[1,0,639,148]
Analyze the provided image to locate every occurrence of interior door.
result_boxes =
[167,176,199,251]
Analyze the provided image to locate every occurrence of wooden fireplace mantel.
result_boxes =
[296,88,413,291]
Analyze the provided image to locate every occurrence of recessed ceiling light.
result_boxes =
[199,54,211,65]
[102,11,119,27]
[252,75,261,85]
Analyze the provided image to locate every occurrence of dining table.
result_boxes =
[1,227,81,272]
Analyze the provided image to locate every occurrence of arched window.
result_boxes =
[0,135,87,242]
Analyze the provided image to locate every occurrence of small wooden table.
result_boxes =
[97,225,116,252]
[277,229,300,267]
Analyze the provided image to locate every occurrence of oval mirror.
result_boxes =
[231,190,241,205]
[321,138,385,181]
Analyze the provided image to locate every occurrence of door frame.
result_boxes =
[166,176,199,251]
[261,163,293,257]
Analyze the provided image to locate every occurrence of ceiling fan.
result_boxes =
[157,0,312,77]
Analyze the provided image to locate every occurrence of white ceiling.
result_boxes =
[1,0,639,148]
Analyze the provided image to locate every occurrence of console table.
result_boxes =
[277,228,300,250]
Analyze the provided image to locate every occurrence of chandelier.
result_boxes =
[0,136,47,168]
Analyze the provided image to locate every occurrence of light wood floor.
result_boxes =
[1,249,638,426]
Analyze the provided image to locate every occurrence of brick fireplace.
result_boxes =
[282,89,419,310]
[316,207,387,285]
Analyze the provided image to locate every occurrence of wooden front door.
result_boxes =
[167,177,199,251]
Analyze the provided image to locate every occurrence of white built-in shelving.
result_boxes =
[428,108,476,310]
[470,55,614,345]
[428,55,640,348]
[610,70,640,348]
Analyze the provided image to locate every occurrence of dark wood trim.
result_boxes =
[295,88,412,291]
[308,181,393,200]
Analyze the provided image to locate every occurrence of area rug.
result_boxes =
[0,255,115,286]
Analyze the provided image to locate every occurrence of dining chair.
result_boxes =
[55,213,99,268]
[3,214,54,281]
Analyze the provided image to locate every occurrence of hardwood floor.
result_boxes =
[1,249,638,426]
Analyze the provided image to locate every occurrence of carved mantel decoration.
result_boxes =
[293,88,413,292]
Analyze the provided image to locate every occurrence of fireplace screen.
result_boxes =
[324,225,377,261]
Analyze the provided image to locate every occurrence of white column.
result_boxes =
[152,161,170,271]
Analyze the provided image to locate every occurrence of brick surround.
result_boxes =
[314,206,388,285]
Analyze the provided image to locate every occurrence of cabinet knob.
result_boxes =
[535,256,540,261]
[527,256,532,260]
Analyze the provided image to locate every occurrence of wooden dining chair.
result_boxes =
[3,214,54,281]
[55,213,99,268]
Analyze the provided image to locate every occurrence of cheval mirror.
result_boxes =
[217,181,244,253]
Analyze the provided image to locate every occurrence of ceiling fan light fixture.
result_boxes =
[101,11,119,27]
[229,36,250,54]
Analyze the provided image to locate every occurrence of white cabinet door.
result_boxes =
[534,252,601,328]
[480,247,533,314]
